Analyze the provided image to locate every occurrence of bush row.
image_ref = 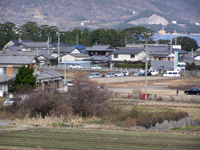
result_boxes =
[105,107,188,128]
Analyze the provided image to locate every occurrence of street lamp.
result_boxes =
[56,32,60,64]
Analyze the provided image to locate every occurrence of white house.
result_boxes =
[51,47,80,58]
[61,53,88,61]
[110,49,146,66]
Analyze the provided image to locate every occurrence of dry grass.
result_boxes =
[14,113,82,127]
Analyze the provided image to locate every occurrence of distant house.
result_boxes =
[51,43,69,48]
[166,48,188,61]
[61,53,88,61]
[87,45,116,56]
[0,51,39,95]
[20,42,53,52]
[0,51,39,76]
[83,55,110,64]
[110,48,146,66]
[36,69,64,90]
[5,45,29,51]
[52,46,80,58]
[37,55,56,66]
[4,40,33,49]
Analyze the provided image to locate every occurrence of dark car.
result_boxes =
[184,88,200,95]
[138,71,151,76]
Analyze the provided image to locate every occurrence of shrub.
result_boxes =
[67,78,112,117]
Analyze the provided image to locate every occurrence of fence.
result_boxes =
[38,65,141,72]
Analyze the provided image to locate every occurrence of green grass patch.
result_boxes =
[49,122,82,127]
[170,126,194,131]
[0,128,200,150]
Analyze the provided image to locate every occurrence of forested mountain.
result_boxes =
[0,0,200,33]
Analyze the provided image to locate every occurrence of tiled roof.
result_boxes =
[87,45,116,51]
[21,42,52,48]
[41,55,56,60]
[6,45,26,51]
[53,47,79,53]
[69,45,86,50]
[111,49,144,55]
[51,43,69,47]
[12,40,33,46]
[83,55,110,62]
[0,51,37,64]
[31,49,54,56]
[36,69,63,81]
[68,53,88,58]
[167,48,188,54]
[0,75,15,83]
[150,51,170,56]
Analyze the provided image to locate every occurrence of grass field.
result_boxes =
[0,127,200,150]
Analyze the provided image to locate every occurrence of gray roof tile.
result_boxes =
[111,49,144,55]
[87,45,116,52]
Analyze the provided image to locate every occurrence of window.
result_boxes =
[114,54,118,58]
[130,54,135,58]
[13,67,19,75]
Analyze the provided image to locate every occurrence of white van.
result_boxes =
[163,71,180,77]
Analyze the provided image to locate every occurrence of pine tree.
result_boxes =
[8,65,37,93]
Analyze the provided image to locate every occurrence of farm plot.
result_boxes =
[0,127,200,150]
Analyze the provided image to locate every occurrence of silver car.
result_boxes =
[104,72,115,77]
[86,72,101,78]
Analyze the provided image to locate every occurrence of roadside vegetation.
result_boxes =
[0,77,189,129]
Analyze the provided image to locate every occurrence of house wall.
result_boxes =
[151,56,175,61]
[37,79,63,91]
[62,55,75,61]
[71,49,80,53]
[0,83,8,93]
[4,41,15,48]
[194,56,200,60]
[111,52,146,62]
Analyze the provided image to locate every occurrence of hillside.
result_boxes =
[0,0,200,33]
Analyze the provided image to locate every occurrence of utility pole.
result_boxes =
[56,32,60,64]
[191,46,193,58]
[170,33,172,61]
[145,38,148,100]
[47,32,50,55]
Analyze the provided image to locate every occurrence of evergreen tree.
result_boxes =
[8,65,37,93]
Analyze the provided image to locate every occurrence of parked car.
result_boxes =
[86,72,101,78]
[133,72,143,76]
[91,65,102,70]
[64,80,74,86]
[3,97,22,106]
[149,69,158,76]
[184,88,200,95]
[69,64,82,69]
[123,71,130,76]
[104,72,115,77]
[115,72,124,77]
[163,71,180,77]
